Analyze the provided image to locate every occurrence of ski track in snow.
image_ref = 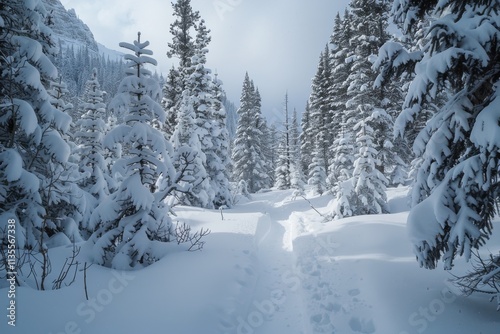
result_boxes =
[217,190,377,334]
[215,191,309,334]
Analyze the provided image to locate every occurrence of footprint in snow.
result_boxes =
[348,288,361,297]
[244,267,254,275]
[349,316,376,334]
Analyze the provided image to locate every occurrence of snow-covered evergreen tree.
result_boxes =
[330,121,356,219]
[171,92,211,208]
[274,93,292,190]
[328,117,355,192]
[172,24,215,208]
[351,118,388,215]
[275,141,291,190]
[261,123,280,184]
[299,102,314,176]
[163,0,206,132]
[388,0,500,270]
[88,33,177,269]
[328,10,354,139]
[44,76,87,243]
[1,0,85,254]
[209,73,232,208]
[289,108,304,191]
[308,46,333,179]
[224,98,238,140]
[74,69,110,235]
[308,133,327,195]
[167,0,203,69]
[232,73,270,193]
[161,66,182,138]
[275,95,304,191]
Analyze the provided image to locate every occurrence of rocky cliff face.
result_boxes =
[42,0,99,54]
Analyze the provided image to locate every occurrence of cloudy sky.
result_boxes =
[59,0,351,122]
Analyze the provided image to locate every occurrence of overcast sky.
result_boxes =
[59,0,351,123]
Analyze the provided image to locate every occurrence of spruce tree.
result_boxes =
[328,10,354,140]
[0,0,86,254]
[274,93,292,190]
[209,74,232,208]
[308,46,333,178]
[330,119,356,219]
[171,91,211,208]
[232,73,270,193]
[290,108,304,191]
[388,0,500,270]
[88,33,177,269]
[308,133,327,195]
[300,102,314,176]
[251,87,272,191]
[74,69,110,235]
[164,0,205,132]
[167,0,203,69]
[161,66,182,139]
[173,24,215,208]
[351,118,388,215]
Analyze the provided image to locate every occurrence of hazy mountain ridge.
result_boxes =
[42,0,98,53]
[42,0,124,60]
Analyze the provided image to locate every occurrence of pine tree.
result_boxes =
[351,118,388,215]
[88,33,177,269]
[328,116,355,187]
[172,91,211,208]
[172,24,215,208]
[45,76,87,242]
[167,0,203,69]
[290,108,304,191]
[389,0,500,270]
[161,66,182,138]
[262,123,278,186]
[334,0,393,214]
[330,119,356,219]
[232,73,270,193]
[251,87,272,191]
[0,0,86,256]
[163,0,206,133]
[344,0,391,126]
[209,73,232,208]
[308,133,327,195]
[275,141,291,189]
[328,10,354,139]
[299,102,314,176]
[274,93,292,190]
[308,46,333,179]
[74,69,110,235]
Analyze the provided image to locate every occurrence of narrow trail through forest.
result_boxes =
[226,190,378,334]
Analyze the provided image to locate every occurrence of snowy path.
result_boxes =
[4,188,500,334]
[222,190,380,334]
[228,190,309,334]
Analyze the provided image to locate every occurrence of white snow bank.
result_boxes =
[1,188,499,334]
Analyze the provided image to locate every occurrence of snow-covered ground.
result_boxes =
[2,187,499,334]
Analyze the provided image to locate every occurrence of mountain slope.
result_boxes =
[42,0,99,54]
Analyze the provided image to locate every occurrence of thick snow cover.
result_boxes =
[1,187,499,334]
